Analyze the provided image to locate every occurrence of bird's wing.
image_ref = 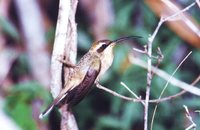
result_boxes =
[69,55,101,91]
[65,59,101,105]
[39,56,101,118]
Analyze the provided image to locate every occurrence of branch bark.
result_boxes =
[141,2,199,129]
[50,0,78,130]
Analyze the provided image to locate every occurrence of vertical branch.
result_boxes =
[50,0,70,99]
[144,35,152,130]
[61,0,78,130]
[143,1,197,129]
[50,0,78,130]
[144,54,151,130]
[144,16,164,130]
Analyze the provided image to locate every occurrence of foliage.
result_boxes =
[1,0,199,130]
[75,1,200,130]
[4,82,50,130]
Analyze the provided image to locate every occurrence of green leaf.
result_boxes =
[4,82,50,130]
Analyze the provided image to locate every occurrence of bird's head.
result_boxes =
[89,36,141,54]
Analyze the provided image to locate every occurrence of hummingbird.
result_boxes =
[39,36,140,119]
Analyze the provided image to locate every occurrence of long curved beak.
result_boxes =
[111,36,142,44]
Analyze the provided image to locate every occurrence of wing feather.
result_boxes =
[66,63,101,106]
[39,56,101,118]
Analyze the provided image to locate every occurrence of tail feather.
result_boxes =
[39,103,54,119]
[39,93,68,119]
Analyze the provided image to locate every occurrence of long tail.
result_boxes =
[39,93,68,119]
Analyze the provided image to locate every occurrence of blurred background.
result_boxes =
[0,0,200,130]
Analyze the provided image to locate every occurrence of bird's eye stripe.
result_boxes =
[97,44,108,53]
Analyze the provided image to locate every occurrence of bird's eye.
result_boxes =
[102,44,107,49]
[97,43,108,53]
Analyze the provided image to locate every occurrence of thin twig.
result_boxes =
[154,47,164,66]
[120,82,145,105]
[151,51,192,130]
[144,30,153,130]
[162,2,196,21]
[184,105,197,130]
[163,0,200,38]
[160,51,191,99]
[129,56,200,96]
[152,73,200,103]
[133,46,163,60]
[137,3,198,128]
[149,74,200,103]
[195,110,200,114]
[133,46,147,54]
[143,9,166,130]
[149,75,200,103]
[95,82,140,102]
[96,75,200,104]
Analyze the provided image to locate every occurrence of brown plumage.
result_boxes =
[39,54,101,118]
[39,36,141,118]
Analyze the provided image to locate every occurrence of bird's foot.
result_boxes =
[57,55,76,68]
[95,79,100,85]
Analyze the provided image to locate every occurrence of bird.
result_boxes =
[39,36,140,119]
